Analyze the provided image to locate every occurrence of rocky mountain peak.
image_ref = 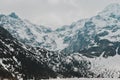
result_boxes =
[99,3,120,16]
[8,12,19,19]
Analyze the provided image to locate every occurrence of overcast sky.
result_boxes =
[0,0,120,29]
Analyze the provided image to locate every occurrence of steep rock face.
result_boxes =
[0,26,57,79]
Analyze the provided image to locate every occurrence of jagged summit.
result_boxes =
[8,12,19,19]
[99,3,120,16]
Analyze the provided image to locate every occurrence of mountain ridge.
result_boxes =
[0,26,92,79]
[1,3,120,79]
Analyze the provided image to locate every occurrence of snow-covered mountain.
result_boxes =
[0,26,92,79]
[0,12,58,51]
[1,3,120,79]
[0,3,119,55]
[55,3,120,78]
[62,3,120,55]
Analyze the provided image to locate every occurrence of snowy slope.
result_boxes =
[0,13,64,51]
[0,26,92,79]
[63,3,120,54]
[56,3,120,78]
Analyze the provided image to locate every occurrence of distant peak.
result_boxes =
[103,3,120,11]
[99,3,120,16]
[9,12,19,19]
